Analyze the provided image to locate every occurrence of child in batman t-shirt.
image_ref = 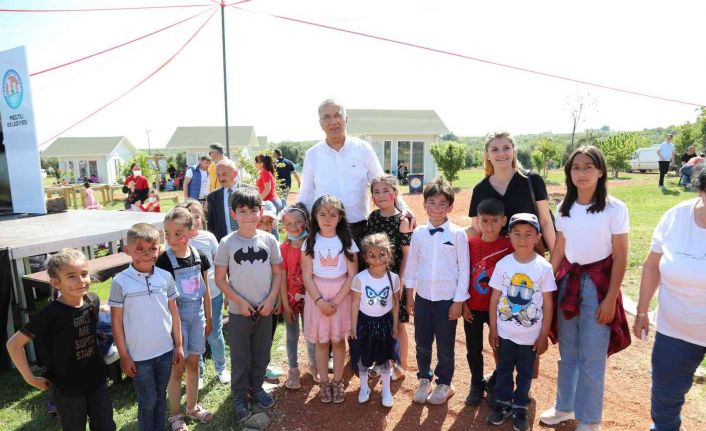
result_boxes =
[214,186,283,419]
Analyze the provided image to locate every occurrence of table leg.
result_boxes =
[12,258,36,362]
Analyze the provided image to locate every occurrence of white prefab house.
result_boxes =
[346,109,450,182]
[165,126,259,165]
[41,136,137,184]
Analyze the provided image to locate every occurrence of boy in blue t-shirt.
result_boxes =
[487,213,556,431]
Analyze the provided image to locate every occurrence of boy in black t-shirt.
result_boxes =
[6,249,116,431]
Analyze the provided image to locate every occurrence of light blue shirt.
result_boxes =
[658,141,675,161]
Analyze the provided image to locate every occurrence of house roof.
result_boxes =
[165,126,256,150]
[256,136,268,148]
[346,109,450,136]
[42,136,135,157]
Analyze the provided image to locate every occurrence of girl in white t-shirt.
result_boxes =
[302,194,358,404]
[351,233,400,408]
[540,146,630,431]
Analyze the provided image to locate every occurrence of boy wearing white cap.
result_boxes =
[486,213,557,431]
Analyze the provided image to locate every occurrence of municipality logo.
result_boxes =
[3,69,23,110]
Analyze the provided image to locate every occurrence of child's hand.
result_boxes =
[273,301,283,316]
[223,296,229,310]
[121,356,137,378]
[399,216,413,234]
[257,297,275,317]
[282,304,294,324]
[318,300,336,317]
[351,327,357,340]
[173,347,184,366]
[392,323,399,339]
[596,297,617,325]
[28,376,51,391]
[205,320,213,338]
[462,303,473,322]
[488,329,499,349]
[534,335,549,355]
[236,298,255,317]
[448,302,463,320]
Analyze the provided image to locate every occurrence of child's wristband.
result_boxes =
[314,297,323,304]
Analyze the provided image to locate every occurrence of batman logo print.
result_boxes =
[233,246,268,264]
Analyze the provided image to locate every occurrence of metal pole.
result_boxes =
[220,1,230,158]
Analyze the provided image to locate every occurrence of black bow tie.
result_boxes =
[429,227,444,236]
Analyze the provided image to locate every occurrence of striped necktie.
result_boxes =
[227,188,237,231]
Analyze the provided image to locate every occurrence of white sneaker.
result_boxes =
[198,377,204,390]
[358,386,371,404]
[412,378,432,404]
[576,422,601,431]
[217,369,231,384]
[427,383,454,405]
[539,407,575,425]
[381,390,393,408]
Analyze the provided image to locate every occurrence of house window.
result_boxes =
[383,141,392,173]
[397,140,425,174]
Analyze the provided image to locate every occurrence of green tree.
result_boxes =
[430,141,466,185]
[597,133,641,178]
[531,138,562,178]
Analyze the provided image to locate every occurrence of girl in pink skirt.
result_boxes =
[302,194,358,404]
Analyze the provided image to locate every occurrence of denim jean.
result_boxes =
[555,274,611,424]
[650,332,706,431]
[199,293,227,375]
[679,165,694,186]
[285,312,316,369]
[50,383,116,431]
[495,337,536,409]
[133,350,173,431]
[414,295,457,385]
[463,310,490,388]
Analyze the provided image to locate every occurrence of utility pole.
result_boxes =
[146,129,151,155]
[220,1,230,158]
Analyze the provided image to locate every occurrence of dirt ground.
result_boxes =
[267,182,705,430]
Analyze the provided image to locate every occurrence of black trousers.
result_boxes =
[51,383,115,431]
[658,161,670,186]
[463,310,490,388]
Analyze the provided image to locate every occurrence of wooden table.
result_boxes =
[0,210,164,361]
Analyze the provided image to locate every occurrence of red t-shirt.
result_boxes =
[467,235,513,311]
[280,242,305,313]
[256,170,278,202]
[124,174,149,191]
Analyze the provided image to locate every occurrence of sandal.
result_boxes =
[318,382,333,403]
[168,413,188,431]
[332,380,345,404]
[285,367,301,390]
[391,364,406,381]
[186,404,213,423]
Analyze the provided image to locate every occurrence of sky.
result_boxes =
[2,0,705,150]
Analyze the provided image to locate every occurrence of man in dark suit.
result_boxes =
[207,159,240,242]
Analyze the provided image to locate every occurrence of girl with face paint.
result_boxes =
[363,174,413,380]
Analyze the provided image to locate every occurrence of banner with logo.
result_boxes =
[0,46,45,214]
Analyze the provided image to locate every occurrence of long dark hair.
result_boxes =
[255,154,275,174]
[559,145,608,217]
[305,195,355,262]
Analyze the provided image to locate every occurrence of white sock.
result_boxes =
[358,366,370,392]
[380,367,391,395]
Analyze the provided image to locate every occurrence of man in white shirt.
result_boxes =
[657,132,676,188]
[298,99,413,246]
[183,156,211,201]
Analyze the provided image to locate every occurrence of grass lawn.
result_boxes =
[1,279,286,430]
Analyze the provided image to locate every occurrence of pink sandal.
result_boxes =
[168,413,188,431]
[186,404,213,423]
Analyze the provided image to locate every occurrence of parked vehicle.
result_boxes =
[629,146,659,172]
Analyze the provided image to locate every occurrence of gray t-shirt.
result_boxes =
[214,229,283,315]
[108,265,179,361]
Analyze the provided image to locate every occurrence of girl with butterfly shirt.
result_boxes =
[350,233,400,407]
[302,195,359,404]
[279,203,318,389]
[364,174,412,379]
